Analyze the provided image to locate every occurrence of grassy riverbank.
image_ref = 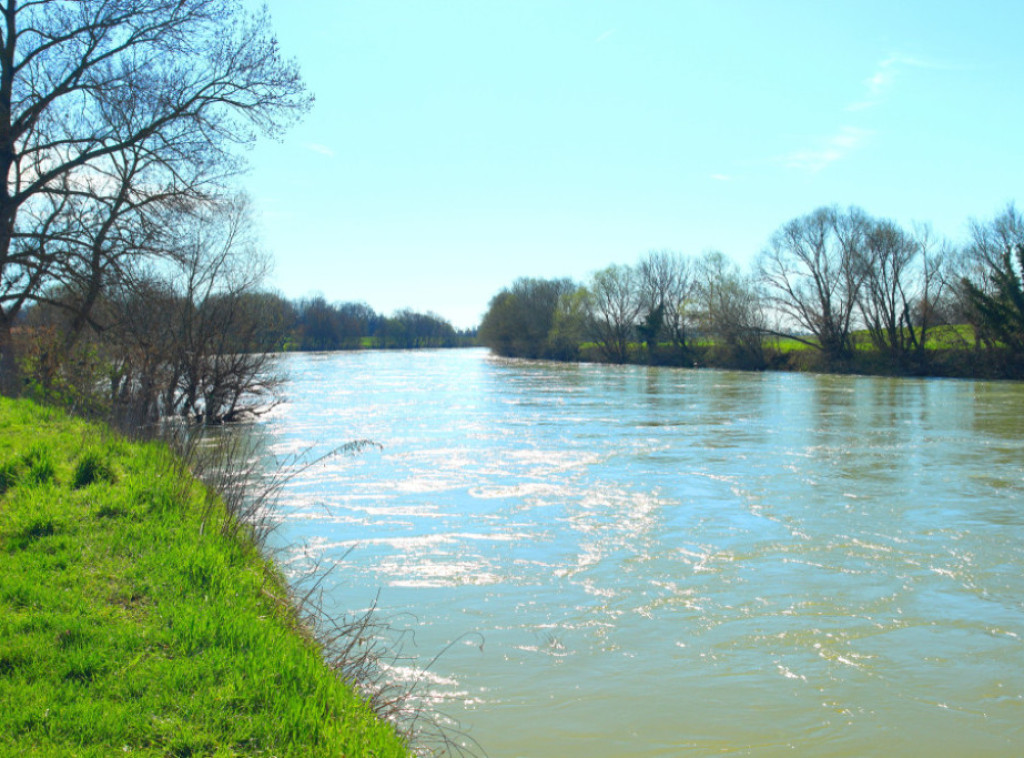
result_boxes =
[0,398,409,757]
[562,325,1022,380]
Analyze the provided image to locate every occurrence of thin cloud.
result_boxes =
[846,54,943,111]
[306,142,336,158]
[783,126,873,173]
[709,173,732,182]
[785,55,944,172]
[594,29,615,44]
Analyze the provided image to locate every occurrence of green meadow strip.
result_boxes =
[0,398,409,757]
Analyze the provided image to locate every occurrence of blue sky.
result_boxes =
[243,1,1024,329]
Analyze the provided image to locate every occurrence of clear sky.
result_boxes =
[242,0,1024,329]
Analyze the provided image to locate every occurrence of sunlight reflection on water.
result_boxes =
[258,349,1024,757]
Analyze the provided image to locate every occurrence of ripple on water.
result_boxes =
[257,351,1024,758]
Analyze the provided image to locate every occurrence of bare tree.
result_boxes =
[108,195,283,425]
[33,143,180,354]
[854,219,956,365]
[856,219,920,359]
[104,274,180,424]
[636,249,694,359]
[0,0,310,389]
[910,223,955,344]
[694,251,768,367]
[583,264,642,363]
[758,206,871,363]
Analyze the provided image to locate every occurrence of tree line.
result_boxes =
[479,204,1024,379]
[284,297,473,352]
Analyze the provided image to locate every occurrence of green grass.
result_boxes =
[770,325,978,354]
[771,337,815,354]
[0,398,409,757]
[922,323,976,349]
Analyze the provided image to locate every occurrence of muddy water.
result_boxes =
[260,349,1024,757]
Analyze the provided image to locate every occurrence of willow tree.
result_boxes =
[0,0,311,390]
[478,277,576,358]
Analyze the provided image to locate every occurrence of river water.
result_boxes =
[256,348,1024,757]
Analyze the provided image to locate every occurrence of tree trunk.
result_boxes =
[0,317,19,396]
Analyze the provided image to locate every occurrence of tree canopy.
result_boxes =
[0,0,312,389]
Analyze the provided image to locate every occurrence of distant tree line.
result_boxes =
[480,204,1024,379]
[283,297,474,351]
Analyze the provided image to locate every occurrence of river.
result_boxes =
[255,348,1024,757]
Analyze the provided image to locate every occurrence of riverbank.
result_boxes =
[0,398,409,757]
[547,338,1024,381]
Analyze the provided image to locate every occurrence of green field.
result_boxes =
[570,324,995,376]
[0,398,409,757]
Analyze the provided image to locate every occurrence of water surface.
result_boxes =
[259,349,1024,757]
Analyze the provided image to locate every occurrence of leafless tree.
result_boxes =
[962,204,1024,276]
[758,206,871,362]
[694,251,768,366]
[0,0,310,390]
[911,223,955,338]
[583,264,642,363]
[31,143,179,354]
[108,195,283,425]
[855,219,921,359]
[636,249,695,357]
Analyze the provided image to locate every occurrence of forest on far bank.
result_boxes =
[478,204,1024,381]
[27,285,474,356]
